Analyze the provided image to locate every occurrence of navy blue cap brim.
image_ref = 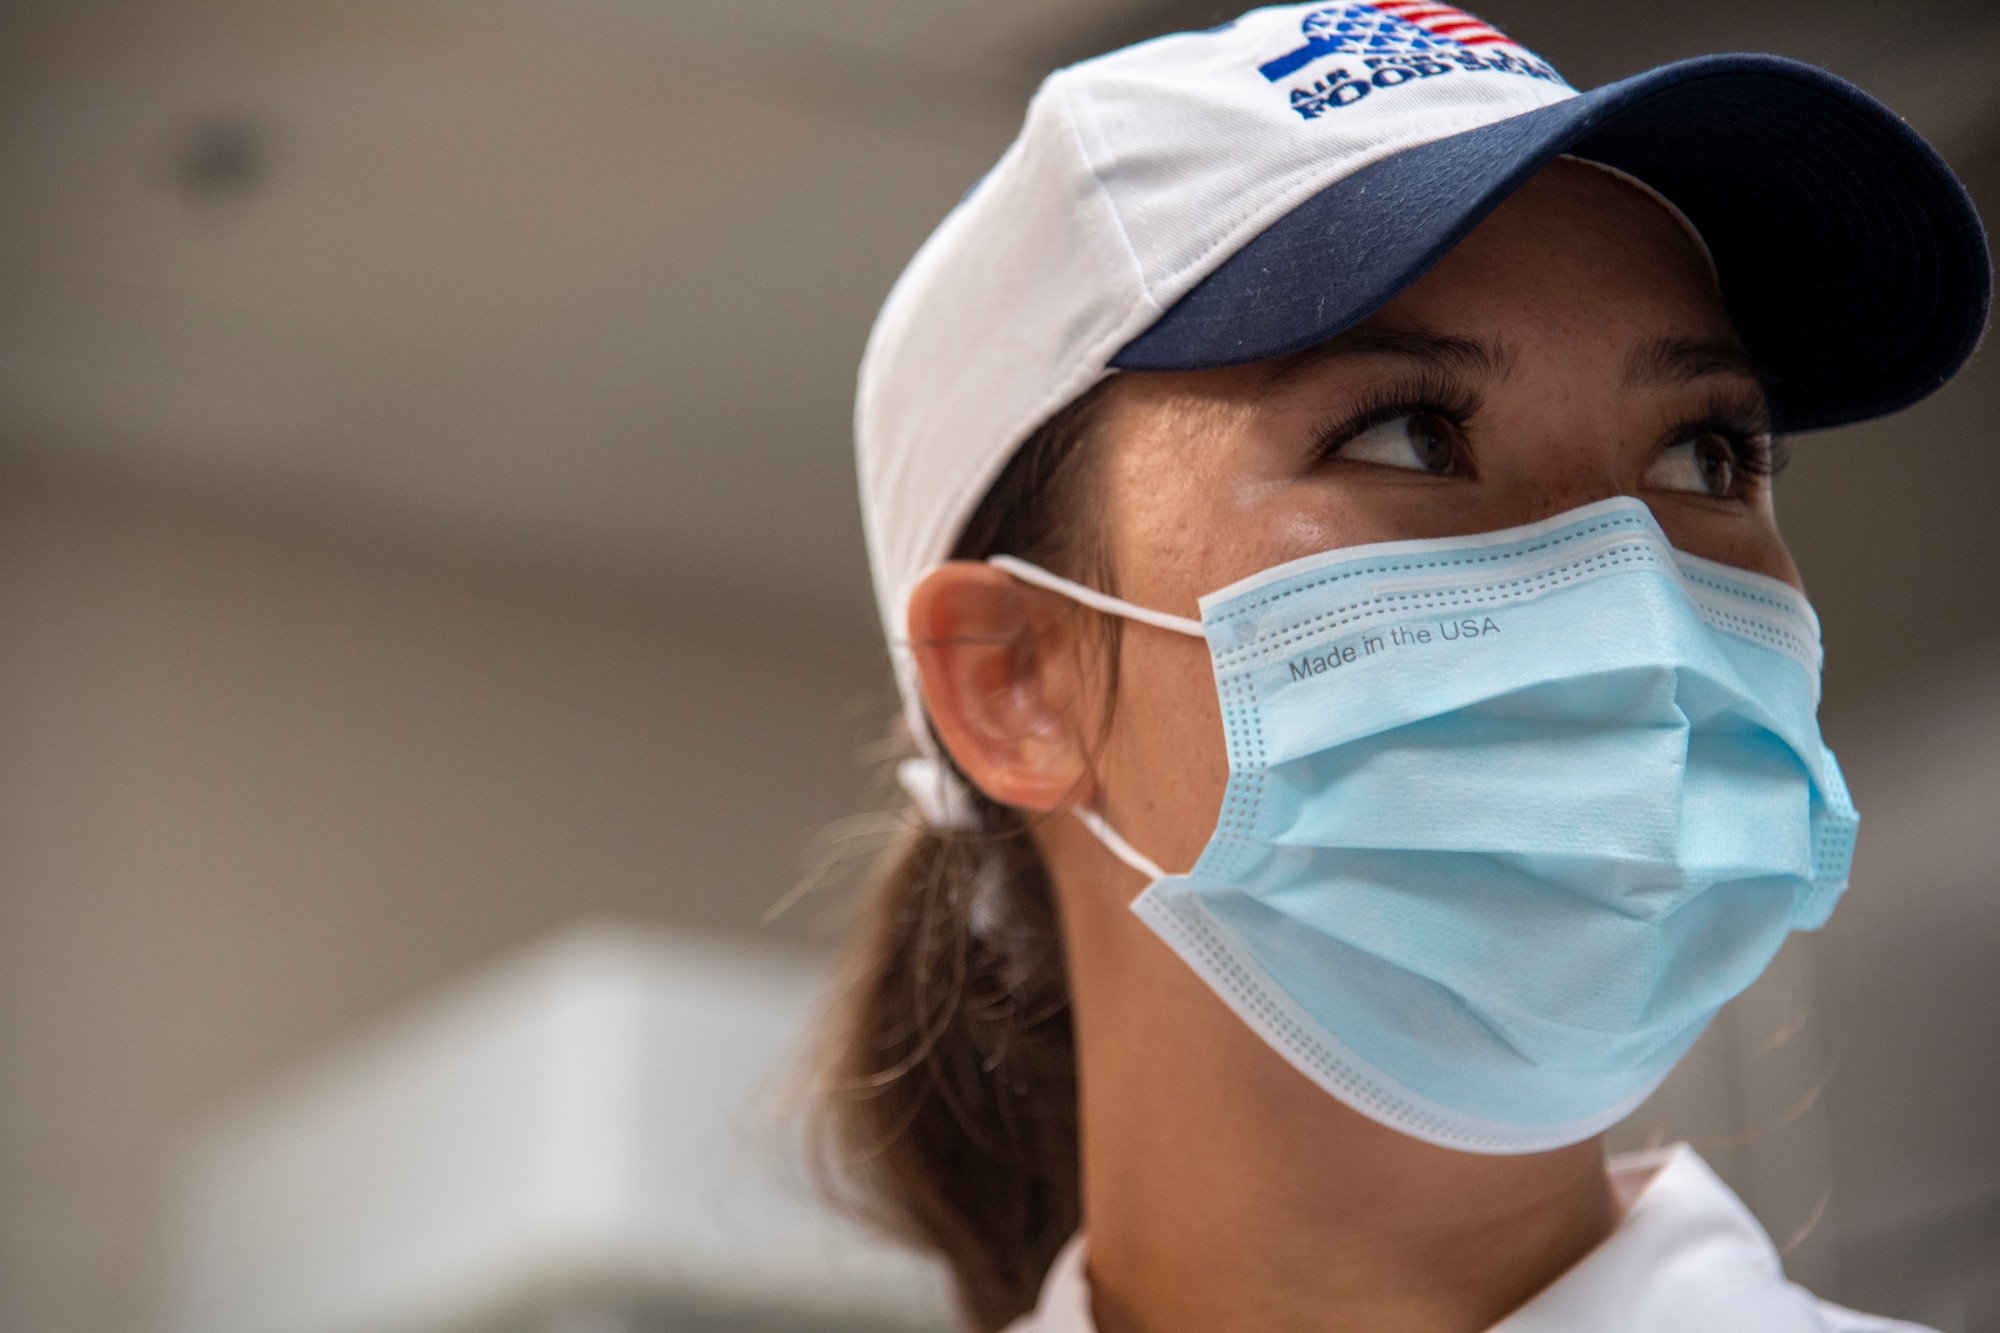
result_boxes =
[1111,55,1991,433]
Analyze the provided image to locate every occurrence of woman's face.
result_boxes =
[1079,159,1798,872]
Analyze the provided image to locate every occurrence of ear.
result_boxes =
[907,562,1098,813]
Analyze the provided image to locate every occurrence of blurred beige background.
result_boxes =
[0,1,1995,1330]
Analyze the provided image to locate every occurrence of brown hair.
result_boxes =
[814,382,1118,1332]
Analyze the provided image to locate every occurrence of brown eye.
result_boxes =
[1645,432,1744,497]
[1337,412,1458,474]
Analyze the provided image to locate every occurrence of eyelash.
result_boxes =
[1664,394,1787,482]
[1307,381,1786,492]
[1307,371,1480,469]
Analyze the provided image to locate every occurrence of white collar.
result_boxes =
[1004,1146,1930,1333]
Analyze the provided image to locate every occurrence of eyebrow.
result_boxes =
[1622,336,1762,388]
[1264,325,1513,388]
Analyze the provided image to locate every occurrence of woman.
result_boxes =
[820,7,1989,1332]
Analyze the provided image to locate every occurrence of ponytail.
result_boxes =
[814,384,1116,1331]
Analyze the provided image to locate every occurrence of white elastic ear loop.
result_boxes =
[897,755,979,831]
[987,555,1206,638]
[1071,804,1167,883]
[982,554,1194,881]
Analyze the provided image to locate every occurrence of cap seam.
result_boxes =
[1058,76,1162,317]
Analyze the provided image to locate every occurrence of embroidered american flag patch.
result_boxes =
[1260,2,1539,81]
[1366,1,1519,48]
[1258,1,1563,114]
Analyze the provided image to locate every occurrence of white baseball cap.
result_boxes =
[856,2,1989,804]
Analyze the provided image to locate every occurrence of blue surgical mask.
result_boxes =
[992,497,1856,1153]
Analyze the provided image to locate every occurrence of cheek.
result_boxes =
[1102,632,1232,869]
[1649,501,1802,589]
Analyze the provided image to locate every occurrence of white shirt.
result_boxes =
[1003,1145,1932,1333]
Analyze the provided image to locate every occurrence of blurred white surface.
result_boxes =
[163,921,949,1333]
